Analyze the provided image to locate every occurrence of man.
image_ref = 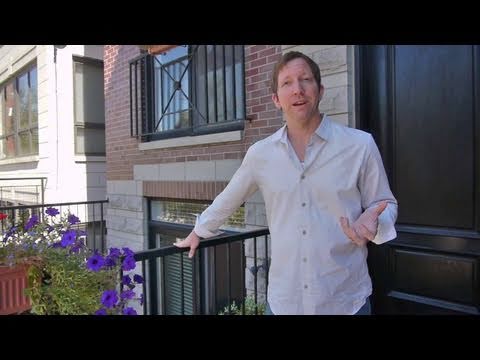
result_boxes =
[174,51,398,315]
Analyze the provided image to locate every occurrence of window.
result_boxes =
[148,199,245,314]
[0,64,38,159]
[130,45,245,141]
[73,57,105,156]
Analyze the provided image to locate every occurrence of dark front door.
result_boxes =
[359,45,480,314]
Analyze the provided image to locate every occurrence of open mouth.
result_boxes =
[292,101,307,107]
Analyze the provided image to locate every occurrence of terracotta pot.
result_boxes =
[0,264,31,315]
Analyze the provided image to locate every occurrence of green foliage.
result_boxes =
[1,208,141,315]
[25,248,118,315]
[218,295,266,315]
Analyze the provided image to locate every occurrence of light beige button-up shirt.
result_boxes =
[193,115,398,315]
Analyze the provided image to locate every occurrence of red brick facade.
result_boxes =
[143,181,229,200]
[104,45,284,199]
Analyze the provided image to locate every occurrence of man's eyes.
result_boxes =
[281,78,311,86]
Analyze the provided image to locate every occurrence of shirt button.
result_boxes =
[301,202,306,207]
[304,284,308,289]
[302,230,306,235]
[301,174,305,180]
[303,257,307,262]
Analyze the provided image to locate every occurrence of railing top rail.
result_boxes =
[0,177,47,181]
[0,199,109,211]
[134,228,270,261]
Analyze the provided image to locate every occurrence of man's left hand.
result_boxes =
[339,201,388,246]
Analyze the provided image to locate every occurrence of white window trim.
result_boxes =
[138,130,243,151]
[0,155,39,166]
[74,155,106,163]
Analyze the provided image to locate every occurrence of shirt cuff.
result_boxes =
[371,208,397,245]
[193,214,223,239]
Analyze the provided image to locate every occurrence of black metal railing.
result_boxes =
[133,228,270,315]
[0,200,108,253]
[0,177,46,206]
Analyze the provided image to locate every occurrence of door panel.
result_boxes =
[394,46,474,228]
[360,45,480,314]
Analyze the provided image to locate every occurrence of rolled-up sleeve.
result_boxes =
[359,135,398,245]
[193,146,259,238]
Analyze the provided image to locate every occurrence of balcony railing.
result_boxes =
[133,228,270,315]
[0,177,46,206]
[0,200,108,253]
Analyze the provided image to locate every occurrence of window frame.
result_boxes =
[72,56,106,156]
[131,45,246,142]
[0,63,38,159]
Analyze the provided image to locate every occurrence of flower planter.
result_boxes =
[0,265,31,315]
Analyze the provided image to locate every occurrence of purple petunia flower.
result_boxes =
[104,256,116,267]
[133,274,144,284]
[67,214,80,225]
[122,256,136,271]
[122,247,134,257]
[25,215,39,231]
[95,308,107,315]
[61,230,77,247]
[122,307,137,315]
[108,248,121,259]
[122,275,132,286]
[3,226,17,242]
[101,290,118,308]
[86,253,105,272]
[45,207,60,217]
[70,241,83,254]
[120,290,135,300]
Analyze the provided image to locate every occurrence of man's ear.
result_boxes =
[272,93,282,110]
[318,84,325,101]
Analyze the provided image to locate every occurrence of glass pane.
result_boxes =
[5,82,15,134]
[215,45,225,123]
[154,48,190,132]
[18,131,30,156]
[74,61,105,125]
[150,200,245,230]
[17,72,29,129]
[193,45,207,126]
[30,67,38,126]
[234,45,245,120]
[193,45,244,125]
[0,138,6,159]
[5,135,16,157]
[206,45,216,124]
[0,88,4,137]
[76,127,105,155]
[224,45,235,121]
[31,127,38,154]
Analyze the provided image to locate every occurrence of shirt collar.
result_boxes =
[273,113,331,145]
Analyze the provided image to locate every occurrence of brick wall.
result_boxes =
[104,45,283,187]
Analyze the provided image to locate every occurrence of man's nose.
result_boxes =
[292,81,304,95]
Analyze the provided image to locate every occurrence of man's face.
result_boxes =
[272,58,324,125]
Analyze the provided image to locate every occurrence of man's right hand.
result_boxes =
[173,231,201,258]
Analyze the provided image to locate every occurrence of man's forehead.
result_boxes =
[278,59,312,77]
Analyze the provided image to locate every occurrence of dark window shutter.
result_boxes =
[164,253,195,315]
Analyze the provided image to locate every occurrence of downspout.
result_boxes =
[53,45,66,194]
